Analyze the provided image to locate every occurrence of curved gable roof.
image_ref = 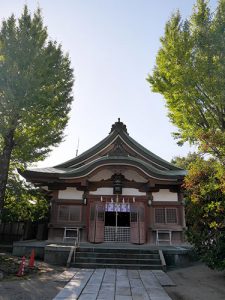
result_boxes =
[21,119,186,182]
[55,119,183,171]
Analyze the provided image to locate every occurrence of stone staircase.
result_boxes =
[71,247,164,270]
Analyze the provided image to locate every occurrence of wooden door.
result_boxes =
[130,203,145,244]
[138,204,145,244]
[130,204,139,244]
[88,203,96,242]
[88,202,105,243]
[94,203,105,243]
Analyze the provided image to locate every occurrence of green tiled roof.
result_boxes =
[21,119,186,181]
[24,155,186,180]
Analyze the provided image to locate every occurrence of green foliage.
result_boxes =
[147,0,225,164]
[0,6,74,212]
[2,170,49,222]
[151,0,225,270]
[0,6,74,163]
[173,154,225,270]
[171,152,200,169]
[184,158,225,270]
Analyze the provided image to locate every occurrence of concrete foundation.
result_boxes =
[44,244,73,265]
[12,240,46,259]
[163,247,197,268]
[12,240,194,268]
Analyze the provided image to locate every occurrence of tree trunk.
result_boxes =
[0,129,15,219]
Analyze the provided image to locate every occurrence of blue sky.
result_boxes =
[0,1,218,167]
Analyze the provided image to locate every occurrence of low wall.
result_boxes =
[163,247,196,268]
[44,244,72,265]
[12,240,46,259]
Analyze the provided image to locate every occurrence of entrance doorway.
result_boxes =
[105,204,130,227]
[104,203,130,242]
[105,211,130,227]
[88,201,146,244]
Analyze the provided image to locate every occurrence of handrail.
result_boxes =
[63,227,80,243]
[159,249,167,272]
[73,239,78,263]
[66,239,79,268]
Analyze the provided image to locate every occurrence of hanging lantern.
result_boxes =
[112,174,124,194]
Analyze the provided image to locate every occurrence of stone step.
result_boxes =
[75,257,161,265]
[76,252,160,259]
[72,248,164,270]
[71,262,163,270]
[77,247,159,254]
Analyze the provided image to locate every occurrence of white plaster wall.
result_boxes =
[90,187,114,195]
[152,189,178,202]
[58,188,83,200]
[88,169,148,183]
[90,187,145,196]
[89,169,113,181]
[123,170,148,183]
[122,188,146,196]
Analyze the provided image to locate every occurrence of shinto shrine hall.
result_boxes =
[22,119,187,245]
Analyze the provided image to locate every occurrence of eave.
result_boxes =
[54,121,183,172]
[21,155,186,184]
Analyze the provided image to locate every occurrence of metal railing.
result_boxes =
[64,227,80,267]
[104,226,130,242]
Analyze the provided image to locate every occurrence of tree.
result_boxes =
[171,152,200,169]
[2,172,49,223]
[0,6,74,216]
[148,0,225,270]
[1,163,49,223]
[185,159,225,270]
[147,0,225,165]
[173,155,225,270]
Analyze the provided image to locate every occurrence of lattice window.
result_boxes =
[155,208,165,223]
[70,206,81,221]
[58,205,81,222]
[166,208,177,224]
[155,208,177,224]
[58,205,69,221]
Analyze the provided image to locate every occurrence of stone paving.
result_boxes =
[53,268,175,300]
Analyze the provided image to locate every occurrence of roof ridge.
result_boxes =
[52,119,184,172]
[109,118,128,134]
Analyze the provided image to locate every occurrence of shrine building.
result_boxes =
[22,119,187,245]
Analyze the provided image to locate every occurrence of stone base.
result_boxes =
[44,244,73,265]
[12,240,46,259]
[163,246,197,268]
[12,240,195,269]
